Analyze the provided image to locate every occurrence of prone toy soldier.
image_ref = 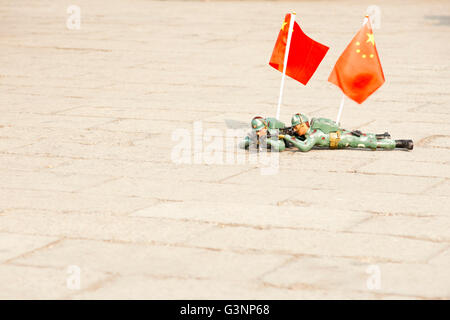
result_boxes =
[283,113,413,151]
[239,116,286,152]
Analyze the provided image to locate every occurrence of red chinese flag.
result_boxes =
[328,18,385,104]
[269,14,329,85]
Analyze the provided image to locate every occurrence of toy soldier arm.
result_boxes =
[283,134,315,152]
[239,136,251,149]
[239,132,285,151]
[266,137,285,152]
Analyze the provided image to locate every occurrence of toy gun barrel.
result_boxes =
[279,126,295,135]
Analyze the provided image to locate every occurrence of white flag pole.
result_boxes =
[275,12,296,120]
[335,93,345,124]
[335,15,369,125]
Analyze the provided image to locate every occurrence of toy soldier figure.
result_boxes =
[283,113,413,151]
[239,116,286,152]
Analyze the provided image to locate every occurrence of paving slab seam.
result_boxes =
[2,238,64,265]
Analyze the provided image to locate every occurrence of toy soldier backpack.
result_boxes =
[266,117,285,130]
[310,118,340,134]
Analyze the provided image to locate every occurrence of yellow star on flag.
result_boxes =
[366,33,375,45]
[281,21,287,31]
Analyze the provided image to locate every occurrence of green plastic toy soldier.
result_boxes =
[283,113,413,151]
[239,116,286,152]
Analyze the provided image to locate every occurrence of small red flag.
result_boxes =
[269,14,329,85]
[328,18,385,104]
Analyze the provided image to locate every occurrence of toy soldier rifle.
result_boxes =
[279,126,295,136]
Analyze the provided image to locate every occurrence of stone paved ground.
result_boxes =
[0,0,449,299]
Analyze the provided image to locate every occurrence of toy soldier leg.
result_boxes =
[395,139,414,150]
[376,138,396,150]
[338,134,378,150]
[340,132,412,150]
[377,138,413,150]
[351,130,391,140]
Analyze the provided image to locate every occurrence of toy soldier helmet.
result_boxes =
[291,113,309,126]
[251,116,267,131]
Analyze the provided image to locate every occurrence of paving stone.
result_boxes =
[357,159,450,178]
[283,189,450,217]
[0,264,111,299]
[131,201,371,232]
[0,170,114,192]
[0,232,59,263]
[0,211,214,245]
[14,239,288,282]
[428,247,450,268]
[348,215,450,242]
[262,257,450,299]
[71,275,382,299]
[0,190,157,215]
[186,226,445,263]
